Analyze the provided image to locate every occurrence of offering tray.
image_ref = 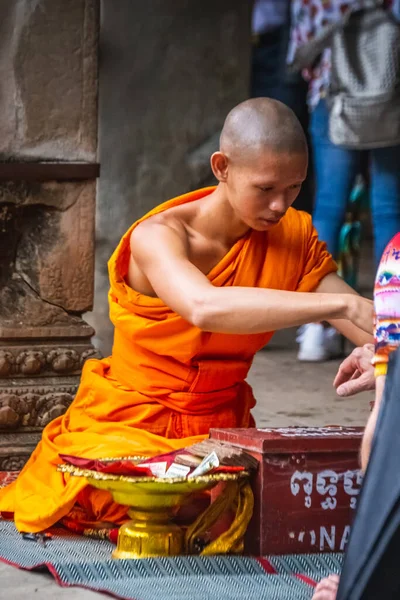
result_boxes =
[58,463,249,559]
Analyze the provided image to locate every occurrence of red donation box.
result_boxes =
[210,426,364,555]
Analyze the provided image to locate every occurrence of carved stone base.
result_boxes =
[0,340,100,379]
[0,379,78,430]
[0,337,101,468]
[0,432,42,471]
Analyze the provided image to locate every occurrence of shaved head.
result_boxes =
[220,98,307,162]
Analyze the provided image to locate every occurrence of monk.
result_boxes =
[0,98,374,533]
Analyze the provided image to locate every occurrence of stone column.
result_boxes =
[0,0,99,470]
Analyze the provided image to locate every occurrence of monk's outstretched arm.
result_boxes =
[131,223,373,336]
[316,272,374,347]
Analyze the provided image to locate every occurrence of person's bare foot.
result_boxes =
[312,574,340,599]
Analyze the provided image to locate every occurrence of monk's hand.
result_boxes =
[312,575,340,600]
[334,344,375,397]
[345,294,374,335]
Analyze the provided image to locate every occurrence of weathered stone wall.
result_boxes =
[88,0,252,354]
[0,0,97,161]
[0,0,99,469]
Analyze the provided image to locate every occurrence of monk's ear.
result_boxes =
[210,151,229,182]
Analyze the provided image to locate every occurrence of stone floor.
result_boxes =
[0,245,375,598]
[251,329,372,430]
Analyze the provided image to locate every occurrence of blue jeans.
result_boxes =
[311,100,400,266]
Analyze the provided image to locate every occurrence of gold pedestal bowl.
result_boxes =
[58,463,248,559]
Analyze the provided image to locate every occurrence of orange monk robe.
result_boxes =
[0,187,336,533]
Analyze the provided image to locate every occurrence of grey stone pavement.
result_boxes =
[0,249,375,598]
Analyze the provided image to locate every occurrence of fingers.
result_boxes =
[333,345,375,389]
[333,352,360,388]
[312,575,340,600]
[363,343,375,354]
[350,369,361,381]
[336,371,375,397]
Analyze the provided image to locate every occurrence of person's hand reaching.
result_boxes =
[345,295,374,336]
[334,344,375,397]
[312,575,340,600]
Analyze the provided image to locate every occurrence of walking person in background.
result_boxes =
[251,0,314,214]
[289,0,400,362]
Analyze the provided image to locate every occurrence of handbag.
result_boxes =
[289,1,400,149]
[328,1,400,148]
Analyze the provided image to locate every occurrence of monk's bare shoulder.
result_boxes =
[128,200,226,295]
[131,211,190,255]
[128,210,191,296]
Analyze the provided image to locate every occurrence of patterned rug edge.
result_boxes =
[0,553,132,600]
[0,518,342,600]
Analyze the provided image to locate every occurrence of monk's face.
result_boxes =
[226,150,307,231]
